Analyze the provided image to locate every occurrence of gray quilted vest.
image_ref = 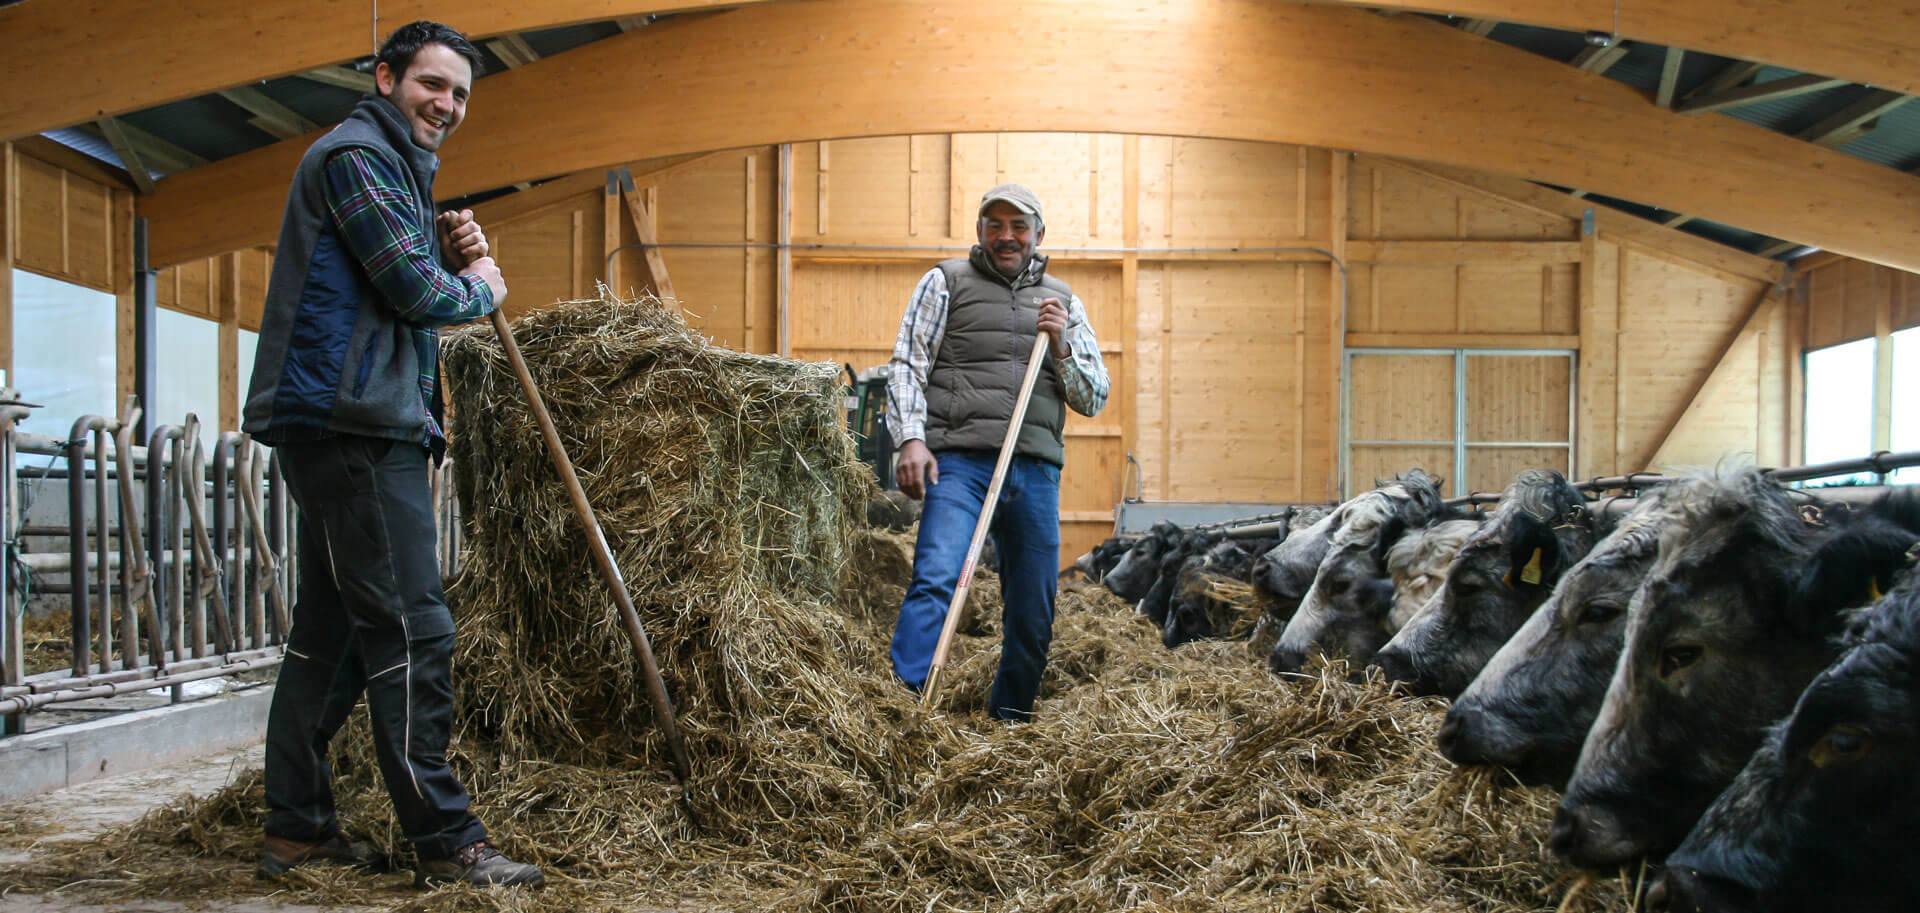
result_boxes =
[924,247,1071,467]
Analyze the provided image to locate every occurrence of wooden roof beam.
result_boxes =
[136,0,1920,275]
[220,86,319,141]
[1656,47,1685,109]
[485,35,542,69]
[0,0,788,141]
[1571,41,1632,75]
[1306,0,1920,98]
[297,67,376,93]
[93,118,155,195]
[1679,74,1850,115]
[1797,89,1911,148]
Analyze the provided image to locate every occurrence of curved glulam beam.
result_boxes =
[1315,0,1920,98]
[140,0,1920,273]
[0,0,783,142]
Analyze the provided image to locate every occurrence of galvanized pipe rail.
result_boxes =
[2,399,303,733]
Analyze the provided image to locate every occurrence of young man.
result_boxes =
[242,21,542,888]
[886,183,1110,721]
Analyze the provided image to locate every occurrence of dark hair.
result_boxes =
[377,20,485,82]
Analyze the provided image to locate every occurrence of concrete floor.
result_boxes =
[0,742,364,913]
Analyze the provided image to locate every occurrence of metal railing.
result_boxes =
[1,395,294,730]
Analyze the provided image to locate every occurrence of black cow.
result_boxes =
[1271,469,1450,675]
[1103,521,1182,603]
[1651,575,1920,913]
[1163,536,1277,648]
[1069,535,1134,583]
[1373,470,1602,697]
[1140,528,1228,630]
[1437,485,1680,787]
[1552,472,1920,870]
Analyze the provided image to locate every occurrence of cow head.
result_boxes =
[1553,471,1915,870]
[1439,486,1674,786]
[1103,521,1179,603]
[1374,470,1595,698]
[1271,470,1445,675]
[1651,577,1920,913]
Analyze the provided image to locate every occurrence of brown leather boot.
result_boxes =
[414,839,545,889]
[257,832,387,878]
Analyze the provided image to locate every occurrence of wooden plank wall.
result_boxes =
[1344,156,1791,489]
[1,133,1822,569]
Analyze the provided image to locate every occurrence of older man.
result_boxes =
[243,20,541,888]
[885,183,1110,721]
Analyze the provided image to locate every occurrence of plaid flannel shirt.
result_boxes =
[321,147,494,445]
[884,264,1109,445]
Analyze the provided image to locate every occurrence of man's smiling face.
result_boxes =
[375,43,472,152]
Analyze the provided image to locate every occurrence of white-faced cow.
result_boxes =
[1552,471,1920,870]
[1373,470,1602,698]
[1270,469,1451,675]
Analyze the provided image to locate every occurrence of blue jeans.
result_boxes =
[892,449,1061,721]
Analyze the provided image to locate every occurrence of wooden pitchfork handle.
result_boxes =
[921,332,1053,707]
[487,309,702,826]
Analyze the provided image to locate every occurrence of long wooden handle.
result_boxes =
[488,310,698,794]
[921,333,1053,706]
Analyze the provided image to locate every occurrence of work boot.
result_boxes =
[256,832,386,878]
[414,839,545,889]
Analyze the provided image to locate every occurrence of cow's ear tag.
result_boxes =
[1870,577,1884,602]
[1519,548,1544,585]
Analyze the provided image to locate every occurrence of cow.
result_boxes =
[1551,471,1920,871]
[1162,536,1278,648]
[1650,574,1920,913]
[1140,528,1228,630]
[1384,517,1484,631]
[1436,485,1680,787]
[1250,506,1335,634]
[1103,521,1182,603]
[1069,535,1135,583]
[1372,470,1602,698]
[1270,469,1450,675]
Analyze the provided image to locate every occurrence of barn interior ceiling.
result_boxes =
[7,0,1919,268]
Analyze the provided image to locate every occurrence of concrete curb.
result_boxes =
[0,685,274,802]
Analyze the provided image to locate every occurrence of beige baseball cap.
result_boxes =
[978,183,1043,221]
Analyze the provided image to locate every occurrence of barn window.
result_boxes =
[10,268,117,445]
[1802,331,1919,485]
[1342,347,1576,498]
[233,329,260,434]
[153,309,223,452]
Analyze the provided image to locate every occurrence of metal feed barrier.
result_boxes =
[0,389,466,737]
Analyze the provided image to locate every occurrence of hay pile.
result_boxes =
[0,293,1635,912]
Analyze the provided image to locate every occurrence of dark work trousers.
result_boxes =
[891,449,1061,721]
[264,435,487,860]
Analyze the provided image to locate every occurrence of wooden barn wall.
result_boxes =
[1802,256,1920,352]
[1,134,1805,569]
[1343,156,1788,494]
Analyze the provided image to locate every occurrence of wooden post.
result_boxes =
[218,252,241,434]
[604,172,623,297]
[3,142,18,387]
[1327,150,1349,499]
[1119,135,1139,506]
[778,143,792,357]
[115,191,136,407]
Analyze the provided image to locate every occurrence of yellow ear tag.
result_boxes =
[1520,548,1545,585]
[1870,577,1883,602]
